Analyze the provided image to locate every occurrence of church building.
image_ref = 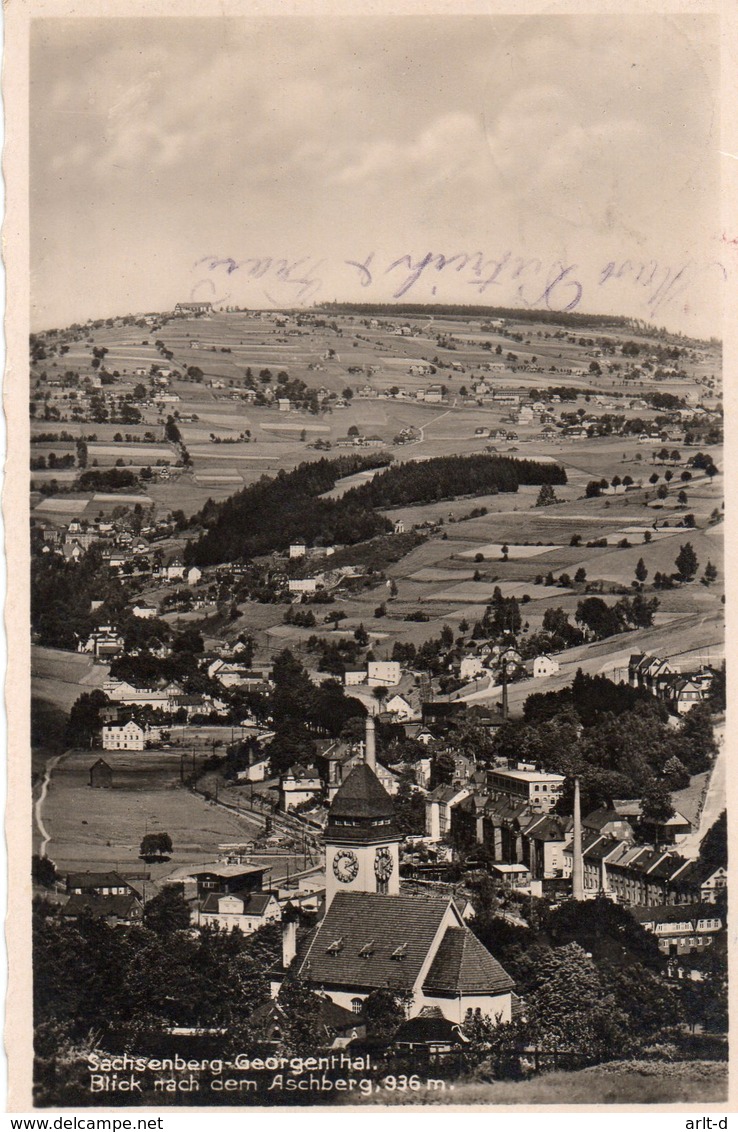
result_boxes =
[272,717,515,1027]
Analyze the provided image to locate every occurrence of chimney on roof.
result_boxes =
[572,776,584,902]
[365,714,376,772]
[282,908,298,969]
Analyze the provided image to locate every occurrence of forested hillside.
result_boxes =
[187,453,567,566]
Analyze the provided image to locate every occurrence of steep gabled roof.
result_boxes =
[422,927,514,996]
[299,892,452,991]
[63,893,142,919]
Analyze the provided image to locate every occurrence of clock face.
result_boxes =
[333,849,359,883]
[374,847,394,882]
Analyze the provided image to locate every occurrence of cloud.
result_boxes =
[332,112,489,188]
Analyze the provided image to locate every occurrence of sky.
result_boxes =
[30,14,724,336]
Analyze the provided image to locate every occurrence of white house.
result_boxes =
[460,656,486,681]
[288,578,318,595]
[196,891,281,934]
[344,670,366,687]
[385,693,414,721]
[367,660,401,687]
[289,540,307,559]
[532,654,560,678]
[102,720,146,751]
[132,603,157,620]
[187,567,202,586]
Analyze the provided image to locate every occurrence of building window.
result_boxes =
[351,998,363,1015]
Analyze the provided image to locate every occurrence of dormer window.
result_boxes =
[326,937,344,955]
[358,941,375,958]
[391,943,408,961]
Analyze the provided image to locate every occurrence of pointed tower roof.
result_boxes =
[327,763,398,845]
[330,763,395,822]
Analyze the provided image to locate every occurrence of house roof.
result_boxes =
[299,892,453,991]
[422,927,514,996]
[66,870,133,891]
[583,808,634,833]
[200,890,276,915]
[63,893,142,919]
[628,904,721,926]
[168,863,265,881]
[328,764,396,822]
[393,1014,466,1046]
[525,815,571,842]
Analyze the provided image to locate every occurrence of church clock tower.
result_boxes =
[324,716,400,908]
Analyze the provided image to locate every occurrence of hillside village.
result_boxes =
[31,304,726,1105]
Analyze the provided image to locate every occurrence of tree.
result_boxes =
[277,972,327,1055]
[143,885,191,935]
[635,558,648,584]
[656,484,668,499]
[678,490,688,506]
[640,778,674,824]
[574,567,587,585]
[362,988,411,1041]
[675,542,699,581]
[702,560,718,585]
[526,943,626,1059]
[65,689,110,748]
[662,756,690,791]
[32,855,57,888]
[393,780,426,836]
[372,686,389,711]
[536,484,558,508]
[698,811,726,874]
[575,597,621,640]
[139,832,173,860]
[430,750,456,789]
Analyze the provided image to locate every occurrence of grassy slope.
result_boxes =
[351,1061,727,1106]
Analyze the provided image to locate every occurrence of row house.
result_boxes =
[629,905,724,956]
[562,836,726,907]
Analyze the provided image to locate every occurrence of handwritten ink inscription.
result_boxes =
[191,249,728,319]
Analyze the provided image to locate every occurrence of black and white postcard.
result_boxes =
[4,0,735,1114]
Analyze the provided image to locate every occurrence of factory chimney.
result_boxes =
[365,713,376,772]
[572,776,584,901]
[501,660,509,721]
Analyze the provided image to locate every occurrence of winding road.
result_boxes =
[35,751,68,859]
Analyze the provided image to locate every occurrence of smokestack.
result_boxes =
[572,776,584,901]
[282,913,297,969]
[365,714,376,772]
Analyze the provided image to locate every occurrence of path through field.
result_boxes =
[35,751,68,858]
